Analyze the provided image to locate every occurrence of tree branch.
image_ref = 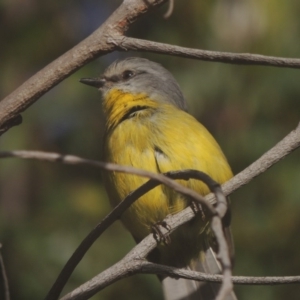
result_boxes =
[0,244,10,300]
[163,0,174,19]
[1,122,299,206]
[0,151,212,211]
[138,262,300,285]
[43,170,219,300]
[218,121,300,200]
[211,189,233,300]
[0,0,168,134]
[57,173,232,300]
[59,237,300,300]
[1,1,299,299]
[1,123,299,299]
[116,36,300,68]
[1,0,300,136]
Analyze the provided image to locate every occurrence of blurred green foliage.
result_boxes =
[0,0,300,299]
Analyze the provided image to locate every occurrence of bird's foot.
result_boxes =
[190,201,206,221]
[152,221,171,245]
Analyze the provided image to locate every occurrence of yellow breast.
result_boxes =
[102,89,233,243]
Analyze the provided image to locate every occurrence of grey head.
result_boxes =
[80,57,188,111]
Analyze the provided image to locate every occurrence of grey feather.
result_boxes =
[162,246,237,300]
[100,57,188,111]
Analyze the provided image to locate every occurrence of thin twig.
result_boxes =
[211,188,233,300]
[173,171,234,299]
[163,0,174,19]
[0,244,10,300]
[1,122,299,207]
[115,36,300,69]
[0,151,213,211]
[138,261,300,286]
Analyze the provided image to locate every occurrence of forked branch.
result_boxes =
[1,123,299,300]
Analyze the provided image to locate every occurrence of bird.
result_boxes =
[80,57,236,300]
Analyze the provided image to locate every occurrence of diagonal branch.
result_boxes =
[58,176,231,300]
[59,231,300,300]
[210,189,233,300]
[0,0,168,134]
[43,170,218,300]
[1,0,300,136]
[1,123,299,299]
[1,122,299,206]
[218,121,300,200]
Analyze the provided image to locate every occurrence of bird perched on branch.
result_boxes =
[80,57,236,300]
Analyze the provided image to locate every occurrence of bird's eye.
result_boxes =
[122,70,134,80]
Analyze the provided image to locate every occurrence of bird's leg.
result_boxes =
[190,201,206,221]
[151,221,171,245]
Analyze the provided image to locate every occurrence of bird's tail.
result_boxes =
[162,246,237,300]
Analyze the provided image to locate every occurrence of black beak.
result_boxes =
[79,77,106,88]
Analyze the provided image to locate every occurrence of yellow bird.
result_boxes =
[80,57,236,300]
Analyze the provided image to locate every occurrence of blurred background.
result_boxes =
[0,0,300,299]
